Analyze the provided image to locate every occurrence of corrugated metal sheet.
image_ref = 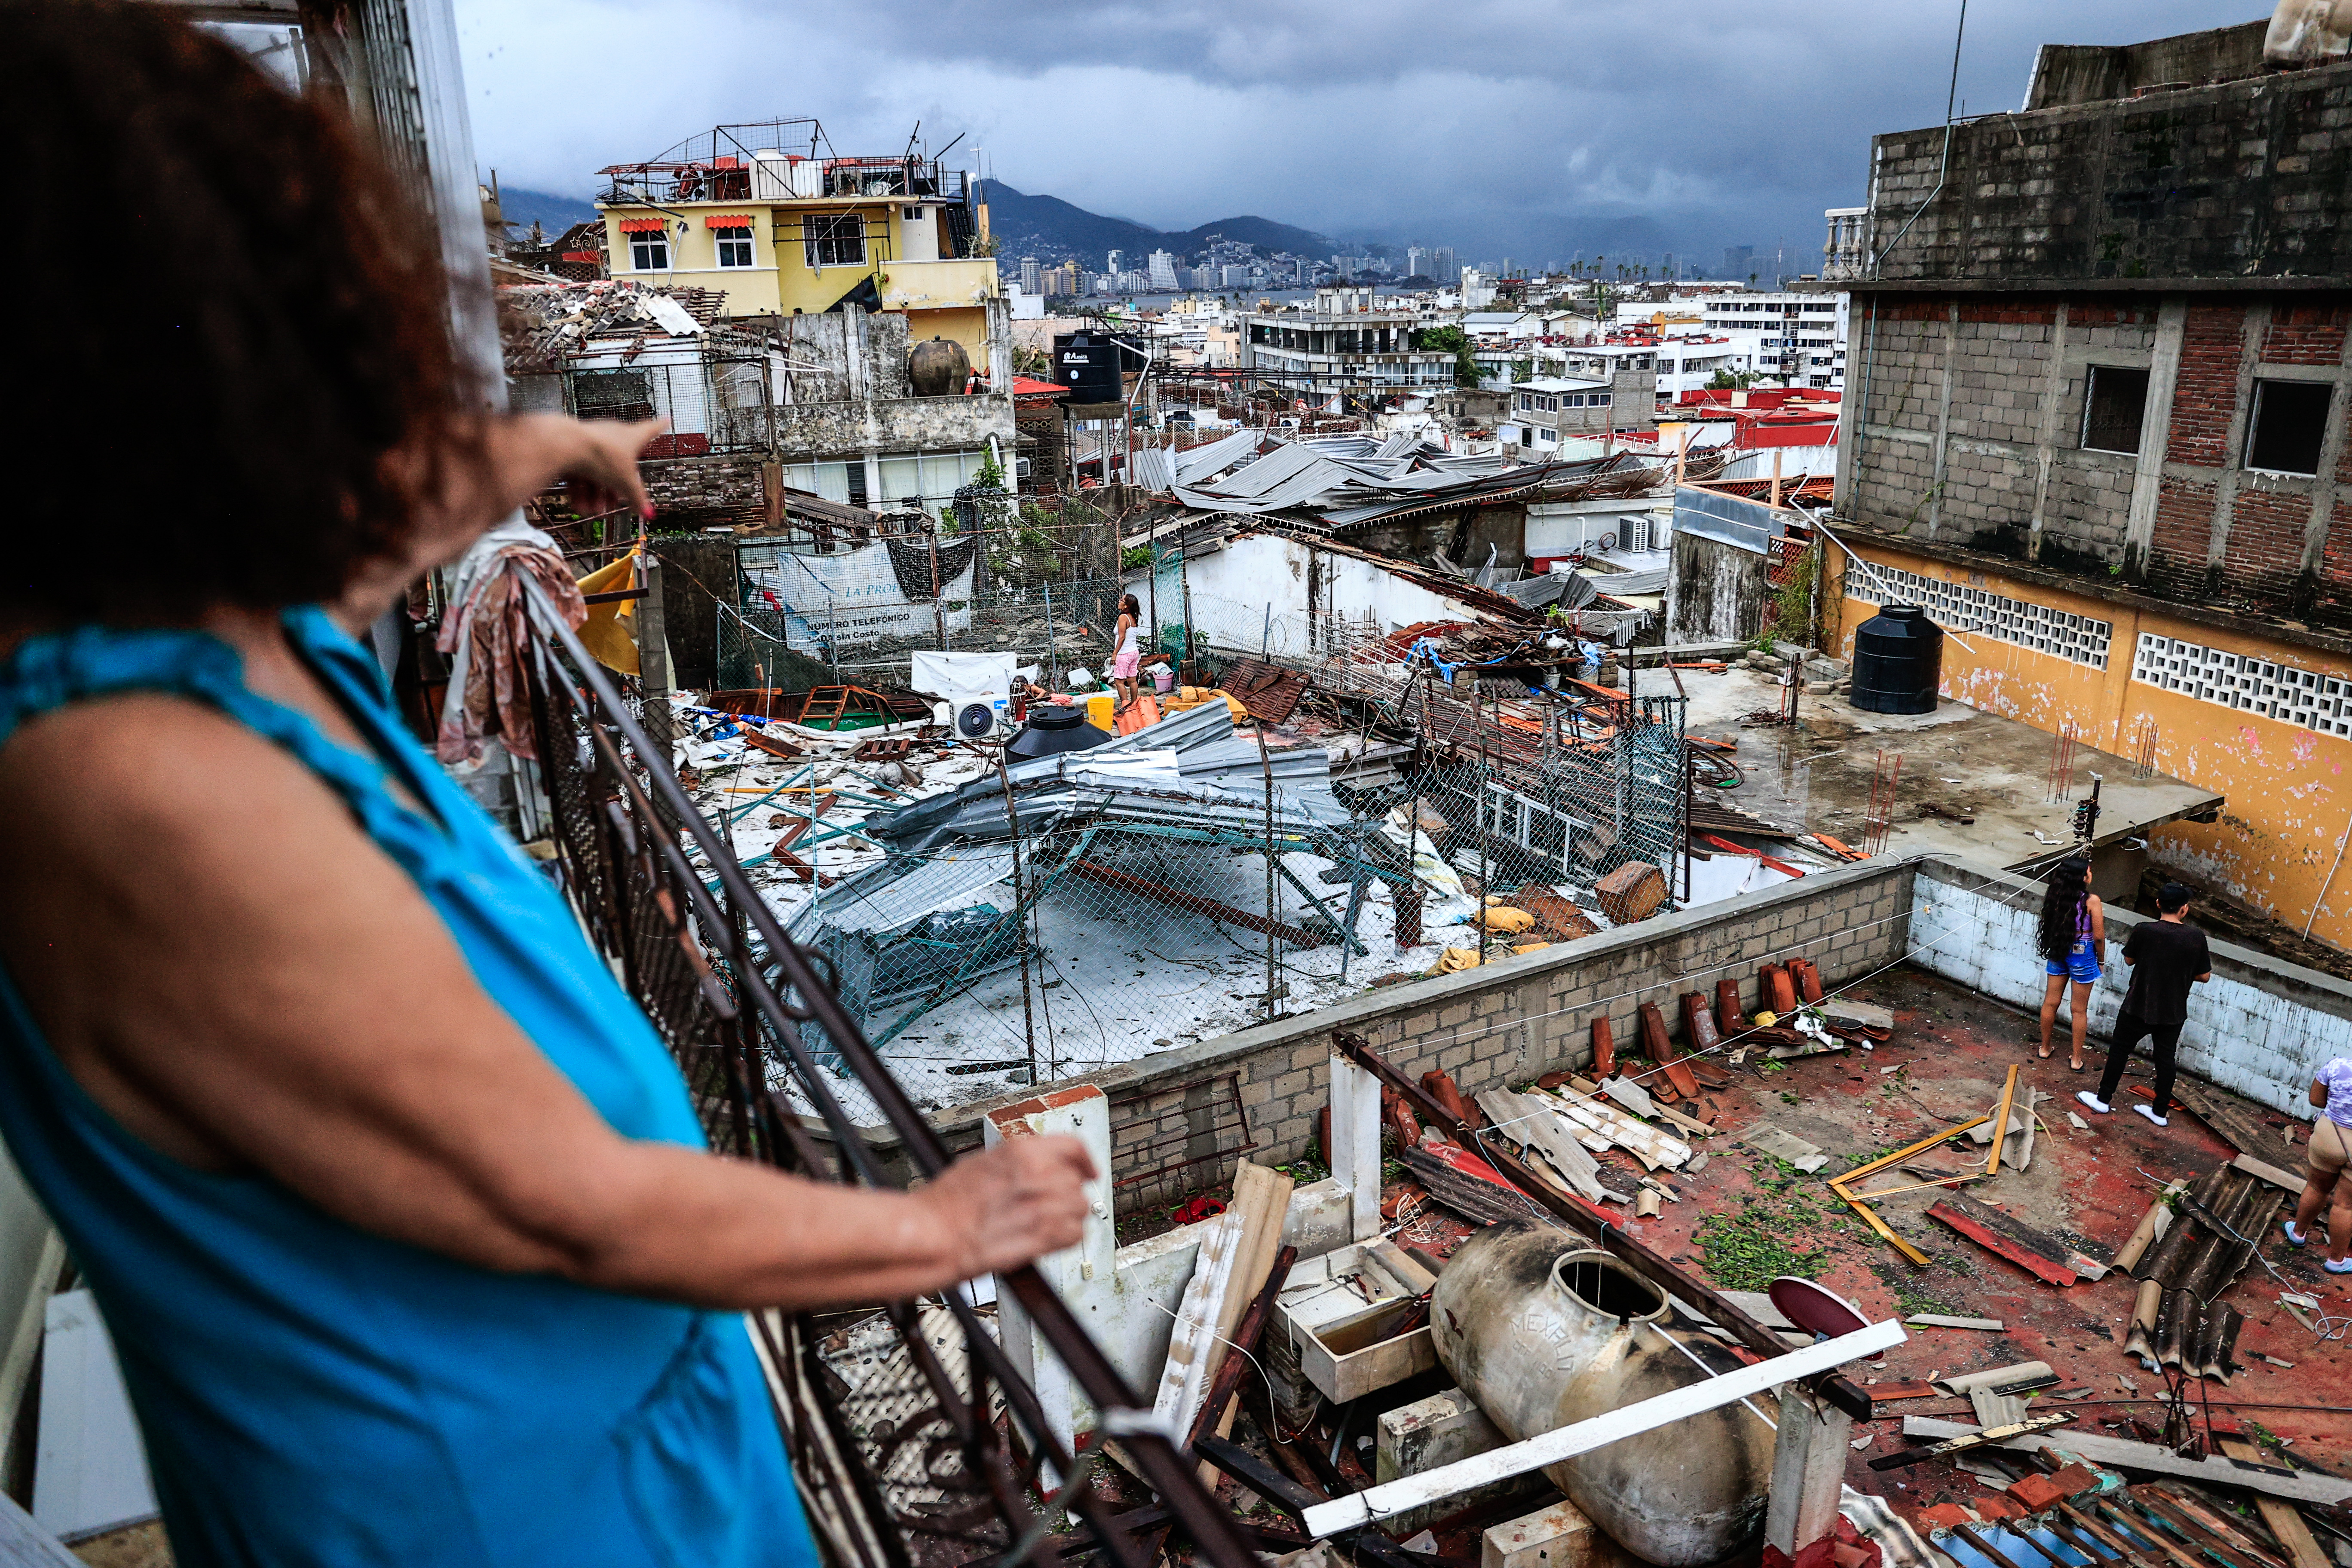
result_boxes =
[1128,446,1176,492]
[1173,430,1262,487]
[1673,484,1792,555]
[815,844,1020,934]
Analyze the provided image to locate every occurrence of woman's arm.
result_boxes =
[334,415,667,631]
[2315,1078,2332,1111]
[2086,894,2107,947]
[0,696,1090,1310]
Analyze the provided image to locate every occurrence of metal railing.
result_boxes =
[509,569,1257,1568]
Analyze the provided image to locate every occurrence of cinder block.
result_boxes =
[1482,1498,1630,1568]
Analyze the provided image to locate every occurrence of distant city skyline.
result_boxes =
[461,0,2244,266]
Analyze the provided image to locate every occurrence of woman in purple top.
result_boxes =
[2285,1058,2352,1271]
[2035,857,2104,1070]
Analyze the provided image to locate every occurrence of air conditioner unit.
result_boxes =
[939,689,1010,741]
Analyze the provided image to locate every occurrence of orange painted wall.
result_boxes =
[1829,545,2352,946]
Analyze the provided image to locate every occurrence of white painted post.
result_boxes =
[986,1086,1117,1469]
[1764,1384,1854,1556]
[1329,1053,1383,1243]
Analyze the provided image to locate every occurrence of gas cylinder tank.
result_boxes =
[1430,1225,1773,1567]
[909,335,972,397]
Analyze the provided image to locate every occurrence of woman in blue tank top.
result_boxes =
[0,9,1093,1565]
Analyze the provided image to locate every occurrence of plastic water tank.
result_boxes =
[1054,331,1124,404]
[1850,603,1944,714]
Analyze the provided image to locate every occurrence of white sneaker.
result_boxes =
[2076,1091,2111,1115]
[2134,1103,2169,1128]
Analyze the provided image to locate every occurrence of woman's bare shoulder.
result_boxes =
[0,692,372,891]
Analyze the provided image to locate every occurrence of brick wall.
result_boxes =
[2151,477,2220,577]
[2162,305,2248,468]
[839,859,1919,1184]
[2262,306,2351,367]
[2226,486,2315,598]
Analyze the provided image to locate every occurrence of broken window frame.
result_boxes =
[712,224,755,269]
[804,211,868,270]
[2243,377,2334,477]
[2079,364,2151,455]
[628,227,671,272]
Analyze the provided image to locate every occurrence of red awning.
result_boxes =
[616,217,666,233]
[704,214,755,229]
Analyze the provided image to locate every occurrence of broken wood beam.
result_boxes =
[2218,1440,2331,1568]
[1869,1413,2076,1471]
[1988,1064,2021,1178]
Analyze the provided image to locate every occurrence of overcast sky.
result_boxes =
[459,0,2254,264]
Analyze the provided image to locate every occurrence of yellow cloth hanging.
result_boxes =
[575,548,641,676]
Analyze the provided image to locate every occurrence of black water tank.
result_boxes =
[1054,331,1123,404]
[1006,702,1113,760]
[1850,604,1945,714]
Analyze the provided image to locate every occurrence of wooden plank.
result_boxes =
[0,1492,82,1568]
[2234,1154,2305,1194]
[2218,1440,2331,1568]
[1988,1064,2021,1178]
[1929,1190,2109,1281]
[1906,1314,2004,1331]
[1303,1317,1907,1537]
[1828,1118,1990,1190]
[1899,1420,2352,1507]
[1871,1414,2076,1471]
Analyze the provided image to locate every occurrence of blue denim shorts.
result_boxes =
[2046,941,2100,984]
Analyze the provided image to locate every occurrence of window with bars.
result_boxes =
[803,213,866,270]
[2080,365,2150,454]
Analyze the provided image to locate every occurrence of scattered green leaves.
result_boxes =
[1696,1194,1831,1292]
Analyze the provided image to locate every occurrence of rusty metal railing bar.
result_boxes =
[529,631,1112,1568]
[513,572,1259,1568]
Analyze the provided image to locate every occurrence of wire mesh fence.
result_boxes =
[677,680,1686,1132]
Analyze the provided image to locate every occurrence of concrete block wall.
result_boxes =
[1848,300,2153,563]
[1914,858,2352,1118]
[847,858,1917,1186]
[1864,59,2352,285]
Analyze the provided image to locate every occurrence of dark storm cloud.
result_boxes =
[461,0,2251,261]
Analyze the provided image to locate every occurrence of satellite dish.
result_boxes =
[1769,1277,1868,1341]
[956,702,997,738]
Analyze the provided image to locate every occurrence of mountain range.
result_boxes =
[977,181,1334,266]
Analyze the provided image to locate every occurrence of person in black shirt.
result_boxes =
[2078,883,2212,1127]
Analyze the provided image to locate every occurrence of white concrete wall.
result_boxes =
[1912,859,2352,1118]
[1169,533,1495,659]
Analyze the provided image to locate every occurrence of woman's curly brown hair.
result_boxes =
[0,0,478,620]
